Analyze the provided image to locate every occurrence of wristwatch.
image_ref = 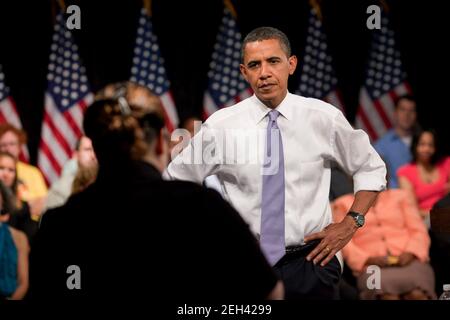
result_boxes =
[347,211,365,228]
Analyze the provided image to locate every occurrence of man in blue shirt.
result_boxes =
[374,95,418,188]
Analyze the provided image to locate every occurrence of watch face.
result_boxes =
[356,215,365,227]
[348,212,365,227]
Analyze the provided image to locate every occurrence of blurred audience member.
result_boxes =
[0,152,38,243]
[180,116,200,137]
[45,136,97,210]
[169,116,200,155]
[332,190,436,300]
[398,129,450,221]
[29,98,282,300]
[0,181,29,300]
[374,95,419,188]
[0,124,47,218]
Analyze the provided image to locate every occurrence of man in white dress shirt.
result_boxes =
[165,27,386,299]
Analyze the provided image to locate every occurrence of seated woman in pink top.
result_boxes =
[397,129,450,218]
[332,190,436,300]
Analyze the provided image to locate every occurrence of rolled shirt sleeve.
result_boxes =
[164,122,220,184]
[331,111,387,193]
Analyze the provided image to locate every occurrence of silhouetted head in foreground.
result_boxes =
[83,98,168,175]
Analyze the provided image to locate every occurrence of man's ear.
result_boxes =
[288,55,298,75]
[240,64,249,82]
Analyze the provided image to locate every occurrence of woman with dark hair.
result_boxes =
[397,129,450,220]
[332,190,436,300]
[0,152,38,244]
[0,180,29,300]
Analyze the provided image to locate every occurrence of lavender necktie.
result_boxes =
[260,110,285,266]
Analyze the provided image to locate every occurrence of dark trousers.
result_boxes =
[273,240,341,300]
[429,230,450,296]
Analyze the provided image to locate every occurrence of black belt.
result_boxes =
[285,239,321,256]
[272,240,322,267]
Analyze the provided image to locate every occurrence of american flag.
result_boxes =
[38,13,93,185]
[355,12,411,142]
[203,4,252,118]
[0,64,30,162]
[130,8,178,132]
[296,8,345,112]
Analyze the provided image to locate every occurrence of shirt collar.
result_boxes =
[388,129,400,141]
[251,91,293,124]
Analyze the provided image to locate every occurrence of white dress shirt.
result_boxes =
[204,175,224,195]
[165,92,386,246]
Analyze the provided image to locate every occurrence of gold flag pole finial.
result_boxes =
[57,0,66,12]
[309,0,323,21]
[380,0,390,13]
[143,0,152,17]
[224,0,237,19]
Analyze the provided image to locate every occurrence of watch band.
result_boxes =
[347,211,365,228]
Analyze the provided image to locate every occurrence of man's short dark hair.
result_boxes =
[394,94,416,109]
[241,26,291,62]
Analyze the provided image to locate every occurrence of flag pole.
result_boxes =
[224,0,237,19]
[380,0,390,13]
[143,0,152,17]
[57,0,66,11]
[309,0,323,21]
[51,0,64,23]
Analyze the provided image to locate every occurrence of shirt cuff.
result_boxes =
[353,172,386,193]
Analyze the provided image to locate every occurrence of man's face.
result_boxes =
[76,136,97,169]
[0,131,21,159]
[395,99,416,131]
[240,39,297,108]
